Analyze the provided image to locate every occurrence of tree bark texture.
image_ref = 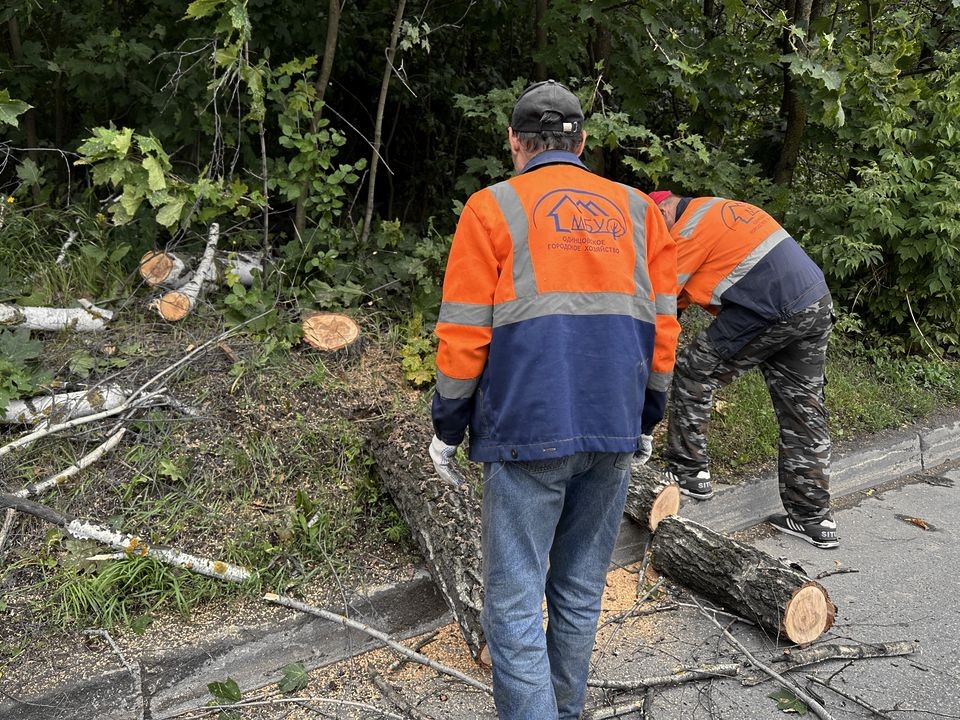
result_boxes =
[155,223,220,321]
[0,300,113,332]
[623,465,680,531]
[650,516,836,645]
[360,0,405,247]
[366,406,487,663]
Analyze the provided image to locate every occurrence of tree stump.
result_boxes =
[302,312,361,353]
[650,516,836,645]
[366,406,488,665]
[623,465,680,531]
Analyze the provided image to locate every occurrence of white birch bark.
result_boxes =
[0,299,113,332]
[55,230,78,265]
[154,224,220,321]
[141,249,262,289]
[2,385,129,425]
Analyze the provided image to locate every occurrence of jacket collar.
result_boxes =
[520,150,588,174]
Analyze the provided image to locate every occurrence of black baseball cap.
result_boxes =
[510,80,584,134]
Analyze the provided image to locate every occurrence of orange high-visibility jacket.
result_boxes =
[432,151,680,462]
[672,197,828,356]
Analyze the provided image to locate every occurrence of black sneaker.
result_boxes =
[768,513,839,549]
[665,469,714,500]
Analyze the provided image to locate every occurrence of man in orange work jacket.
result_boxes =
[429,81,680,719]
[649,191,838,550]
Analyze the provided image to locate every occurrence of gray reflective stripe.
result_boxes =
[647,371,672,393]
[710,227,789,304]
[438,301,493,327]
[617,185,652,301]
[488,182,536,296]
[493,292,656,327]
[655,293,676,315]
[676,197,723,239]
[678,271,693,287]
[436,369,479,399]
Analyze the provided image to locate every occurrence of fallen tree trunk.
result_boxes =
[154,224,220,321]
[2,385,128,425]
[650,516,836,645]
[0,298,113,332]
[623,465,680,531]
[139,249,262,288]
[366,406,487,665]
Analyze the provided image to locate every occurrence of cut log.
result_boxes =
[366,406,488,665]
[2,385,128,426]
[302,312,361,353]
[139,249,262,288]
[139,249,186,287]
[0,299,113,332]
[650,516,836,645]
[154,224,220,321]
[623,465,680,531]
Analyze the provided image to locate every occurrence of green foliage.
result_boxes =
[277,662,309,694]
[0,89,31,127]
[399,312,437,387]
[768,688,808,714]
[75,127,261,230]
[0,329,52,415]
[794,48,960,352]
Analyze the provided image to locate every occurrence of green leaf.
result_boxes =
[155,198,186,228]
[142,156,167,191]
[68,350,96,378]
[185,0,225,19]
[0,329,43,365]
[111,128,134,156]
[277,662,308,694]
[768,688,808,714]
[207,677,242,704]
[0,90,31,127]
[129,614,153,635]
[15,158,42,186]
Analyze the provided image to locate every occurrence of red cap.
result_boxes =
[648,190,671,205]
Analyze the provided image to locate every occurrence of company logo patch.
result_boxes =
[533,189,627,240]
[720,201,761,229]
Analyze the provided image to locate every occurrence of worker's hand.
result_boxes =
[429,435,466,487]
[633,434,654,467]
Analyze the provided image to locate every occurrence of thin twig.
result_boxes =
[690,595,836,720]
[806,674,895,719]
[388,629,441,672]
[169,695,404,719]
[587,662,740,690]
[371,671,435,720]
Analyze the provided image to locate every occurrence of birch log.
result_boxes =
[2,385,128,425]
[623,465,680,531]
[650,516,836,645]
[140,249,262,288]
[0,299,113,332]
[0,493,253,583]
[154,223,220,321]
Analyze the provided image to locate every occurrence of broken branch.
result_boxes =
[586,662,740,691]
[0,299,113,332]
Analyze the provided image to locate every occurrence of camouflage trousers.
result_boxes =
[664,295,834,521]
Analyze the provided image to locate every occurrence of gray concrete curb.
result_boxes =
[4,410,960,720]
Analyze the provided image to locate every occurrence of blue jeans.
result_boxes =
[481,452,631,720]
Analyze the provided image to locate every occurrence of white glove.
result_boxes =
[633,434,654,466]
[429,435,466,487]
